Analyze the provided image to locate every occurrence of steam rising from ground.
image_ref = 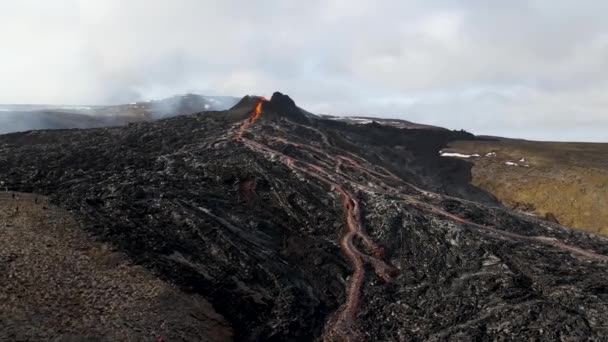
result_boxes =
[0,95,239,134]
[1,1,607,141]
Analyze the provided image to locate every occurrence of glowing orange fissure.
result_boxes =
[235,97,267,140]
[250,98,266,123]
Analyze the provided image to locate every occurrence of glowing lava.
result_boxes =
[235,97,268,140]
[251,98,265,123]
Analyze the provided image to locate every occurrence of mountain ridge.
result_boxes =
[0,94,241,134]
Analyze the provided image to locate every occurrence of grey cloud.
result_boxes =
[0,0,606,141]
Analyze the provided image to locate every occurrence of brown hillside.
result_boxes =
[0,192,232,342]
[444,140,608,236]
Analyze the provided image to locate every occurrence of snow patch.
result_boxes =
[351,118,374,124]
[485,152,497,157]
[440,151,480,159]
[505,161,518,166]
[58,106,92,111]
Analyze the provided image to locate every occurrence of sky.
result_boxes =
[1,1,607,142]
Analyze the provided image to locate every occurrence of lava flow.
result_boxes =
[233,100,398,341]
[235,97,267,140]
[230,99,607,341]
[251,99,265,123]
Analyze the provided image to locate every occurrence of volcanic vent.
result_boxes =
[230,92,310,124]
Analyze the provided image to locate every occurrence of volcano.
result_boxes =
[0,92,607,341]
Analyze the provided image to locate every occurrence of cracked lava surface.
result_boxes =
[234,98,608,340]
[1,92,607,341]
[235,99,399,340]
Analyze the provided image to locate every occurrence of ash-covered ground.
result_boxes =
[0,92,606,341]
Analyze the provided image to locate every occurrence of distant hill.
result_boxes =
[320,114,448,130]
[0,94,240,134]
[1,95,453,135]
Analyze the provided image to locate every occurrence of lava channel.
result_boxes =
[233,100,399,341]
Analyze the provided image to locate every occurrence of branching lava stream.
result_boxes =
[233,99,397,340]
[230,99,608,340]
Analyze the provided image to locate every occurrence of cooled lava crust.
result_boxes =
[0,92,607,341]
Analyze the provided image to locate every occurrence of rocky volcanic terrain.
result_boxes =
[0,92,607,341]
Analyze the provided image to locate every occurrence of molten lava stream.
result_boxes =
[233,101,399,340]
[236,99,605,340]
[235,97,267,140]
[250,99,265,123]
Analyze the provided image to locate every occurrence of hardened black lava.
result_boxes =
[0,92,606,341]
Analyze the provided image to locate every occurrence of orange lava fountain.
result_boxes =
[250,98,265,123]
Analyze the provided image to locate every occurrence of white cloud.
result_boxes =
[0,0,606,141]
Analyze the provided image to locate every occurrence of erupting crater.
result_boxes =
[235,97,267,140]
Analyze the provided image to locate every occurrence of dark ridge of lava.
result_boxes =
[229,92,310,125]
[224,95,266,122]
[0,92,607,341]
[263,91,311,125]
[229,95,265,112]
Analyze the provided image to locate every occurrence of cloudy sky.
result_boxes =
[1,1,607,141]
